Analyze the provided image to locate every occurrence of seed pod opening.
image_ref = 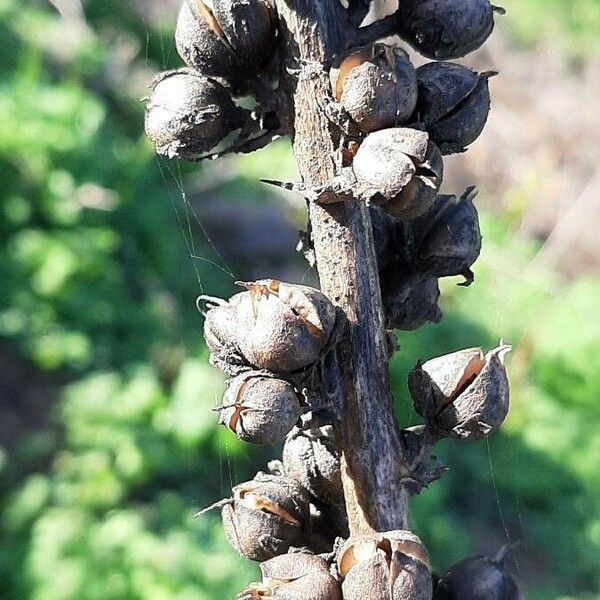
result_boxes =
[144,69,247,159]
[330,44,418,133]
[175,0,276,79]
[219,372,302,445]
[397,0,501,60]
[408,344,511,440]
[222,475,310,561]
[235,279,337,373]
[337,531,432,600]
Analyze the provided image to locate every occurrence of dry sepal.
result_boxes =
[408,344,511,440]
[353,128,442,220]
[221,474,310,562]
[175,0,276,79]
[416,62,495,155]
[337,530,432,600]
[219,371,302,445]
[235,279,337,373]
[330,44,417,133]
[396,0,504,60]
[238,553,342,600]
[144,69,248,159]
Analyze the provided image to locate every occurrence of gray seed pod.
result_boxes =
[382,275,441,331]
[397,0,502,60]
[203,292,244,355]
[219,372,302,445]
[282,425,343,505]
[434,547,522,600]
[144,69,247,159]
[338,531,432,600]
[235,279,337,373]
[175,0,276,79]
[331,44,418,133]
[222,474,310,562]
[408,344,511,440]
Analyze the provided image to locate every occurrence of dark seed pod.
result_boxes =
[219,372,302,444]
[434,548,522,600]
[235,279,337,373]
[337,530,432,600]
[408,344,511,440]
[282,425,343,505]
[175,0,276,79]
[222,474,310,562]
[330,44,418,133]
[397,0,502,60]
[144,69,247,159]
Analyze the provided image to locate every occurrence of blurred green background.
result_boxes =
[1,0,599,598]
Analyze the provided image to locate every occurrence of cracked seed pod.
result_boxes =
[219,372,302,444]
[144,70,247,159]
[203,292,244,355]
[337,531,432,600]
[222,474,310,561]
[175,0,276,79]
[397,0,503,60]
[408,344,511,440]
[235,279,337,373]
[330,44,417,133]
[282,425,343,505]
[416,63,494,155]
[382,275,441,331]
[416,188,481,278]
[434,548,521,600]
[384,142,443,220]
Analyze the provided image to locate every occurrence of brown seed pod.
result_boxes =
[144,69,247,159]
[219,372,302,445]
[235,279,337,373]
[408,344,511,440]
[330,44,418,133]
[397,0,503,60]
[222,474,310,562]
[337,530,432,600]
[175,0,276,79]
[282,425,343,505]
[203,292,244,355]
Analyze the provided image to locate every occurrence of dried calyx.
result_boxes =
[416,62,496,155]
[239,552,342,599]
[330,44,418,133]
[144,69,248,159]
[396,0,504,60]
[175,0,276,79]
[220,474,310,562]
[219,371,302,445]
[353,128,443,220]
[408,344,511,440]
[337,531,432,600]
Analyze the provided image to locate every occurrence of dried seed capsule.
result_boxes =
[219,372,302,445]
[337,530,432,600]
[203,292,243,355]
[408,344,511,440]
[434,548,521,600]
[175,0,276,79]
[235,279,337,373]
[222,474,310,562]
[330,44,418,133]
[144,69,247,159]
[397,0,502,60]
[282,425,343,505]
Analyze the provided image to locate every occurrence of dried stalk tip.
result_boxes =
[219,372,302,445]
[397,0,498,60]
[235,280,337,373]
[337,531,432,600]
[222,474,310,562]
[408,344,511,440]
[175,0,276,79]
[144,69,247,159]
[330,44,418,133]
